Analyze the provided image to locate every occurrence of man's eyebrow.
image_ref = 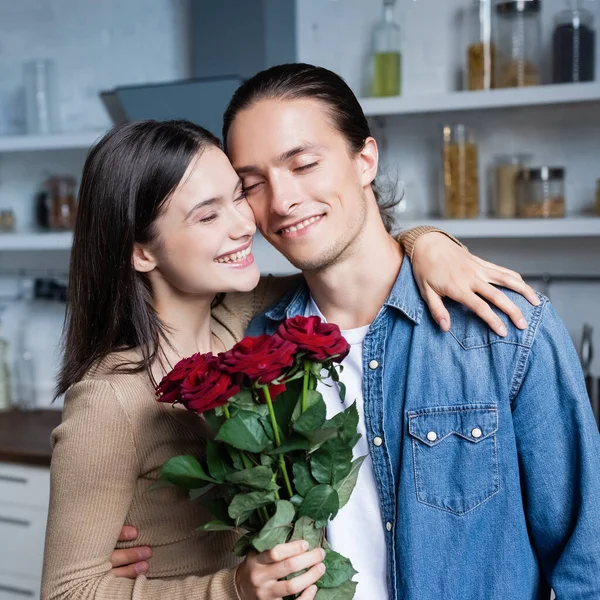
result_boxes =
[185,197,219,220]
[235,145,324,175]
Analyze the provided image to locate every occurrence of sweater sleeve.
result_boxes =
[396,225,465,261]
[41,380,240,600]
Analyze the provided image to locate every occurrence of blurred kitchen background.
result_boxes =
[0,0,599,597]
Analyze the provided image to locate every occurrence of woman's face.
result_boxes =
[141,146,260,296]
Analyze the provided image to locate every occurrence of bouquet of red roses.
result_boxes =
[156,315,363,599]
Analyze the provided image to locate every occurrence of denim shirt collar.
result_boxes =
[263,257,424,325]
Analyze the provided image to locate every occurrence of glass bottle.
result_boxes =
[371,0,402,97]
[466,0,495,90]
[442,125,480,219]
[553,8,596,83]
[495,0,542,88]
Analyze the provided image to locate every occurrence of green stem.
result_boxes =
[259,506,270,525]
[223,405,231,419]
[301,362,310,413]
[262,385,294,498]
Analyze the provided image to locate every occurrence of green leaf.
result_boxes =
[203,409,225,434]
[232,534,254,557]
[199,498,233,525]
[334,456,366,509]
[326,403,359,445]
[309,362,324,377]
[337,381,347,403]
[226,466,274,490]
[189,483,216,501]
[260,454,275,467]
[315,581,358,599]
[298,484,339,521]
[228,490,276,524]
[293,396,327,433]
[315,519,328,529]
[289,516,322,551]
[292,389,322,422]
[206,440,230,483]
[293,461,318,497]
[267,436,310,455]
[289,494,304,509]
[229,389,269,417]
[316,551,357,589]
[159,455,217,489]
[226,446,244,471]
[310,440,353,485]
[196,520,238,532]
[216,410,272,453]
[252,500,296,552]
[303,428,340,452]
[273,377,304,431]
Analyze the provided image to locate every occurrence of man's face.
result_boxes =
[226,98,375,271]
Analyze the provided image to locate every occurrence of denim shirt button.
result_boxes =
[426,431,438,442]
[373,436,383,447]
[386,521,393,532]
[472,427,483,439]
[368,360,379,370]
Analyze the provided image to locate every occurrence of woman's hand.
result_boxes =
[235,540,325,600]
[109,526,152,578]
[411,232,540,336]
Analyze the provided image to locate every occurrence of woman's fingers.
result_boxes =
[117,525,138,542]
[256,540,309,565]
[475,281,528,330]
[110,546,152,568]
[110,561,149,579]
[483,268,540,307]
[271,563,326,598]
[296,584,319,599]
[471,255,524,282]
[422,285,452,331]
[268,547,325,581]
[449,288,509,337]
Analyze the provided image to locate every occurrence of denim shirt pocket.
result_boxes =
[408,404,500,516]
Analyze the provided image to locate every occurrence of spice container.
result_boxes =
[495,0,542,88]
[553,8,596,83]
[442,125,480,219]
[466,0,495,90]
[517,167,566,218]
[493,154,530,218]
[46,176,77,230]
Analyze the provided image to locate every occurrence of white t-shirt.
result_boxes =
[306,297,389,599]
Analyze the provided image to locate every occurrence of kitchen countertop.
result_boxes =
[0,408,62,467]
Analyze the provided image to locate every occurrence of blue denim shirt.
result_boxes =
[247,259,600,599]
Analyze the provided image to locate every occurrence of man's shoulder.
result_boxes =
[442,288,548,350]
[246,282,307,336]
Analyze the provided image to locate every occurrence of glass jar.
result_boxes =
[553,8,596,83]
[466,0,496,90]
[517,167,566,218]
[46,176,77,230]
[492,154,530,218]
[442,125,480,219]
[595,179,600,216]
[371,0,402,97]
[495,0,542,88]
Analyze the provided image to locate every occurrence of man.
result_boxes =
[218,63,600,599]
[109,63,600,598]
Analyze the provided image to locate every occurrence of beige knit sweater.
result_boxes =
[41,227,456,600]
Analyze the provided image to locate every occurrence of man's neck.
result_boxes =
[303,215,403,330]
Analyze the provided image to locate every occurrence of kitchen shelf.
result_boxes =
[360,82,600,117]
[0,231,72,250]
[0,130,107,153]
[398,217,600,239]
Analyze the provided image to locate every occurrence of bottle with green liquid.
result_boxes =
[371,0,401,97]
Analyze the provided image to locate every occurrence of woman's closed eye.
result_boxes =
[294,162,319,173]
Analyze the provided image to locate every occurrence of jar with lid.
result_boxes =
[442,125,480,219]
[46,176,77,230]
[466,0,495,90]
[492,154,530,218]
[553,8,596,83]
[517,167,566,218]
[370,0,402,97]
[495,0,542,88]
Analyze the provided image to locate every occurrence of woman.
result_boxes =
[41,120,536,600]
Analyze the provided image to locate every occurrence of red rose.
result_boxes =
[180,353,240,414]
[276,316,350,363]
[220,334,297,386]
[156,353,201,404]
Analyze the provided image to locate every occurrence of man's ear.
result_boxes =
[132,243,157,273]
[358,136,379,187]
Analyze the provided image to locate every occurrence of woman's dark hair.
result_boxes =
[56,119,221,397]
[222,63,400,232]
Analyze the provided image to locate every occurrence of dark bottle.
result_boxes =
[553,8,596,83]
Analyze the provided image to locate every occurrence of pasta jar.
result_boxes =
[466,0,495,90]
[492,154,530,218]
[442,125,480,219]
[495,0,542,88]
[516,167,566,218]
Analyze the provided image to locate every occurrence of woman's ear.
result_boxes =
[132,243,157,273]
[358,136,379,187]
